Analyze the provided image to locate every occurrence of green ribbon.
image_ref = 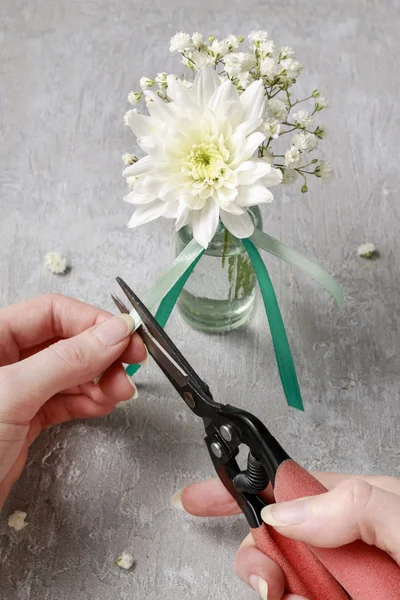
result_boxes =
[126,245,205,377]
[242,239,303,411]
[125,227,343,410]
[250,229,343,307]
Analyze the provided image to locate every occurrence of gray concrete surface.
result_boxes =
[1,1,400,598]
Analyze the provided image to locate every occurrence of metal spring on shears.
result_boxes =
[233,452,270,494]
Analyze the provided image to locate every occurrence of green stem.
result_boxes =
[222,226,230,268]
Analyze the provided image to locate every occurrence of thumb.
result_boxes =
[261,479,400,564]
[0,314,135,420]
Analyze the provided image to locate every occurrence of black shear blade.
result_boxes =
[115,278,210,395]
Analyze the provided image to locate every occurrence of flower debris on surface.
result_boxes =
[115,552,135,570]
[357,243,377,259]
[122,30,332,247]
[44,251,69,274]
[8,510,28,531]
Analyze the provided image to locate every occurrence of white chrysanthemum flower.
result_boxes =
[315,96,329,110]
[293,131,318,151]
[124,109,138,126]
[293,110,313,129]
[259,40,275,56]
[249,30,268,45]
[115,552,134,570]
[223,53,256,77]
[267,98,288,122]
[122,153,138,165]
[237,71,253,89]
[280,58,302,79]
[140,76,154,89]
[192,32,204,49]
[210,39,230,57]
[128,91,142,105]
[357,243,376,258]
[260,57,279,79]
[263,119,281,139]
[282,168,298,184]
[123,67,282,247]
[127,176,139,189]
[284,146,301,167]
[170,32,193,52]
[226,34,241,49]
[315,161,333,179]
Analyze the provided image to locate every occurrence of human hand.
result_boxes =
[172,472,400,599]
[0,293,147,508]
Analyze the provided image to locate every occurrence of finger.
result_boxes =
[37,392,117,427]
[95,363,137,400]
[172,479,243,516]
[0,314,140,421]
[0,294,112,350]
[309,471,400,496]
[261,479,400,564]
[234,533,286,600]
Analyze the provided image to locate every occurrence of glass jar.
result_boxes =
[175,207,262,333]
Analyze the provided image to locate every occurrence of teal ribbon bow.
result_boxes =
[125,229,343,411]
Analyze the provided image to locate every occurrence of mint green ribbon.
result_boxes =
[125,228,343,410]
[242,239,303,411]
[126,243,205,377]
[250,229,343,307]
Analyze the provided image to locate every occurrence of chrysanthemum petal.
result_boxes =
[235,161,271,185]
[145,91,176,121]
[192,66,221,108]
[126,112,155,137]
[175,203,191,229]
[220,209,255,239]
[208,80,239,113]
[236,183,274,206]
[240,79,265,120]
[231,131,265,165]
[261,167,283,188]
[124,191,157,205]
[191,199,220,248]
[233,118,263,138]
[123,156,154,177]
[128,201,166,227]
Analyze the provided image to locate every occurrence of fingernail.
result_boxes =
[171,489,184,511]
[261,500,308,527]
[126,373,138,399]
[249,576,268,599]
[94,314,135,347]
[93,371,105,385]
[258,578,268,600]
[139,344,149,367]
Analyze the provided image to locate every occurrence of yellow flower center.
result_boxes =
[183,140,230,184]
